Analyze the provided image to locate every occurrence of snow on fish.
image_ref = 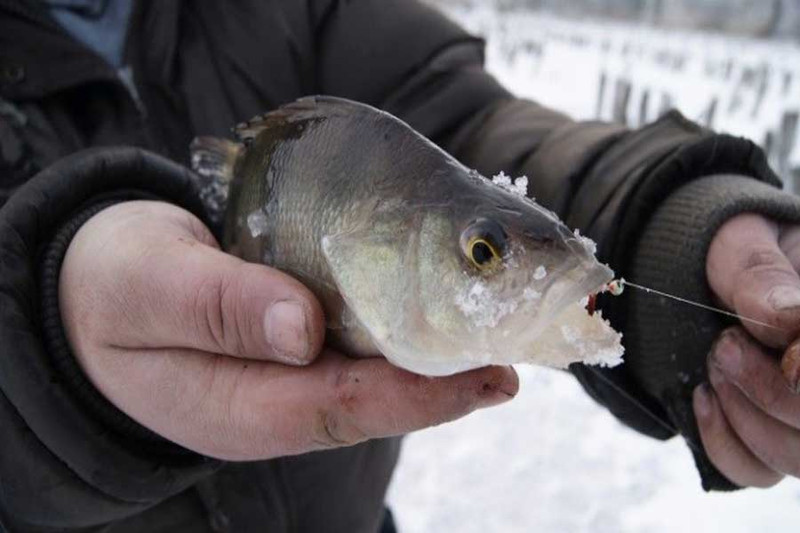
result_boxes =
[191,96,623,376]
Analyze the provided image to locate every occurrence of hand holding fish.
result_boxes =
[695,213,800,487]
[59,201,518,460]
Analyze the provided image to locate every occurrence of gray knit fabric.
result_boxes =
[625,175,800,490]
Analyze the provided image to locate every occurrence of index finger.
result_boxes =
[302,354,519,452]
[706,214,800,348]
[129,347,519,461]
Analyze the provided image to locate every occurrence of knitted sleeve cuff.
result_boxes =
[0,148,221,520]
[39,195,200,456]
[624,175,800,491]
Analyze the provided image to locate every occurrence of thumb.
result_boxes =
[66,201,326,365]
[707,213,800,348]
[145,242,327,364]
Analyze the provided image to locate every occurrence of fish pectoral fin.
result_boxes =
[189,136,242,183]
[321,228,409,346]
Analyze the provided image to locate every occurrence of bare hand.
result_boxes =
[60,201,518,460]
[697,213,800,487]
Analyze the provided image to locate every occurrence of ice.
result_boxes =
[561,313,624,368]
[560,324,581,345]
[455,281,519,328]
[189,154,230,225]
[523,287,541,301]
[247,209,269,238]
[492,171,529,197]
[574,228,598,254]
[197,180,229,225]
[492,170,512,188]
[512,175,528,197]
[533,265,547,280]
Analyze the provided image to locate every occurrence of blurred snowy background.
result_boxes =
[387,2,800,532]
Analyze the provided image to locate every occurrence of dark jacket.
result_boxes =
[2,1,800,531]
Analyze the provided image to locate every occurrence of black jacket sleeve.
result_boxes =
[432,90,800,490]
[3,8,798,532]
[0,148,221,530]
[448,99,800,491]
[311,1,800,491]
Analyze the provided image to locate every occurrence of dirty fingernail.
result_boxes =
[693,383,713,419]
[769,286,800,311]
[265,301,310,364]
[781,341,800,394]
[476,366,519,408]
[712,332,742,378]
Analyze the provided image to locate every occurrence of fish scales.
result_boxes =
[193,96,624,376]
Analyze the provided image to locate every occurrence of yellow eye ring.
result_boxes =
[460,218,507,272]
[468,237,501,270]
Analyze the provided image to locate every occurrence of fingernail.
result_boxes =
[712,332,742,378]
[769,286,800,311]
[264,301,310,364]
[693,384,713,419]
[781,341,800,394]
[476,367,518,408]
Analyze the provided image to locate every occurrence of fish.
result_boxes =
[190,96,623,376]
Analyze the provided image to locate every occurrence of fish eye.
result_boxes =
[460,218,507,271]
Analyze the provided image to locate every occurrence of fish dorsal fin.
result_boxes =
[233,96,379,143]
[189,136,243,183]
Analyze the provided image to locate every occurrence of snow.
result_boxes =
[246,209,269,238]
[455,281,519,328]
[533,265,547,280]
[523,287,541,301]
[388,6,800,532]
[574,228,598,254]
[492,171,530,197]
[388,367,800,533]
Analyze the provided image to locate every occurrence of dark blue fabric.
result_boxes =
[380,508,397,533]
[43,0,133,69]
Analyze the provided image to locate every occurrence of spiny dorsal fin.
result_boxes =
[233,96,379,144]
[190,136,243,183]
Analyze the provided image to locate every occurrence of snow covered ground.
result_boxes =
[388,366,800,533]
[387,7,800,532]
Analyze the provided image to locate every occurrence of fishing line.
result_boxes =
[611,279,790,333]
[580,278,789,453]
[581,365,707,456]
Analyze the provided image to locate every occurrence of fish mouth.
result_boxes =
[586,293,598,316]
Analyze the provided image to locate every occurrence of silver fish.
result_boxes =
[191,96,623,376]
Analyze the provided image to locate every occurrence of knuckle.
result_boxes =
[734,429,799,479]
[314,407,367,448]
[734,349,789,415]
[741,247,785,272]
[313,366,368,448]
[751,376,783,413]
[314,411,355,448]
[737,247,794,287]
[193,274,246,356]
[751,445,786,476]
[707,436,735,465]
